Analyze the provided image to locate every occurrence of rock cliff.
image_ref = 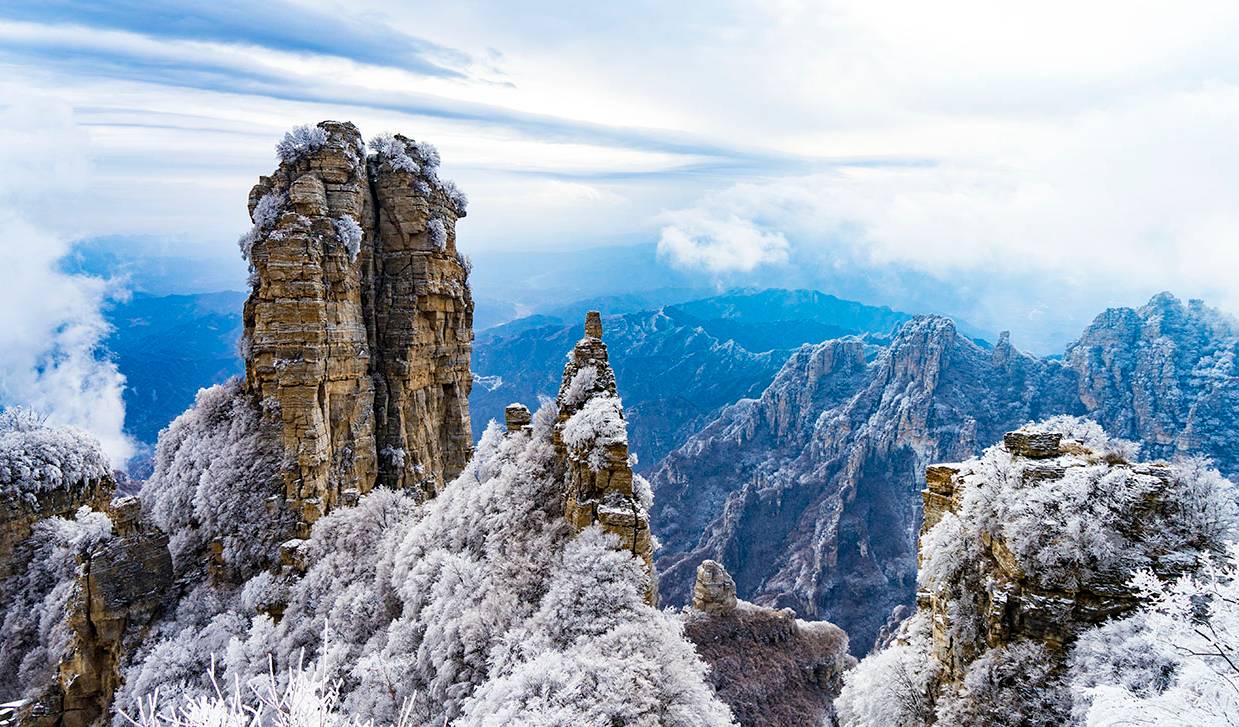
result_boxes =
[242,121,472,529]
[835,418,1237,725]
[0,419,172,727]
[552,311,655,594]
[653,293,1238,655]
[684,560,854,726]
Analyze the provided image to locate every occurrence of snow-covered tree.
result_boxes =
[834,613,938,727]
[1071,542,1239,726]
[276,125,329,163]
[141,379,295,576]
[121,395,734,725]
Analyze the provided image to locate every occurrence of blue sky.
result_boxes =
[5,0,1239,346]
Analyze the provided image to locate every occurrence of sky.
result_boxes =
[4,0,1239,462]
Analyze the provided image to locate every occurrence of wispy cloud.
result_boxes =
[0,0,471,76]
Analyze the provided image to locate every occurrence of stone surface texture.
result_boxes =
[684,561,853,727]
[691,559,737,615]
[8,486,173,727]
[242,121,473,527]
[553,313,655,597]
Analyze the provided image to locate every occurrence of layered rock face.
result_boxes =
[553,312,655,591]
[920,430,1157,680]
[0,422,172,727]
[242,121,472,526]
[652,293,1238,655]
[37,499,173,727]
[684,560,854,726]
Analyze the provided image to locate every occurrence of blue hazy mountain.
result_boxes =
[471,289,929,467]
[104,291,245,451]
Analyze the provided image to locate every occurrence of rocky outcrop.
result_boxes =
[28,498,173,727]
[552,312,655,597]
[1,424,173,727]
[920,432,1149,682]
[837,419,1236,725]
[691,559,737,615]
[242,121,472,528]
[653,294,1238,656]
[684,560,854,726]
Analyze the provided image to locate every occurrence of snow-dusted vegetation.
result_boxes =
[834,613,937,727]
[275,125,329,163]
[1071,543,1239,725]
[837,416,1239,727]
[141,379,295,576]
[0,508,113,699]
[118,395,734,725]
[426,218,446,251]
[332,215,363,261]
[0,407,111,492]
[368,134,467,215]
[238,191,287,263]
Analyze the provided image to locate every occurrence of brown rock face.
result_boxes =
[1001,431,1062,459]
[684,559,854,727]
[692,559,738,615]
[47,499,173,727]
[242,121,473,528]
[4,484,172,727]
[553,312,655,598]
[504,403,532,434]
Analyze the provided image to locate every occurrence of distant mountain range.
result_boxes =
[102,291,245,462]
[649,292,1239,654]
[471,289,966,468]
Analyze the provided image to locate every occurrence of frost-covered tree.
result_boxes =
[276,125,329,163]
[837,417,1239,726]
[121,395,734,725]
[332,216,363,261]
[834,612,938,727]
[934,641,1071,727]
[1071,542,1239,726]
[120,656,413,727]
[0,407,111,490]
[141,379,295,576]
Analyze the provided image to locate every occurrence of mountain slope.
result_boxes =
[652,293,1238,654]
[471,289,920,468]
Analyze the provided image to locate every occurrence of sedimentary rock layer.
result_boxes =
[242,121,473,527]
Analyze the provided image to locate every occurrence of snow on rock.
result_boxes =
[837,416,1239,726]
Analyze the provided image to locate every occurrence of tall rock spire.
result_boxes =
[554,311,655,600]
[241,121,473,530]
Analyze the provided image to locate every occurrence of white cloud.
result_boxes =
[4,0,1239,346]
[0,97,133,467]
[657,210,790,274]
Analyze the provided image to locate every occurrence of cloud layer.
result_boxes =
[0,99,133,467]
